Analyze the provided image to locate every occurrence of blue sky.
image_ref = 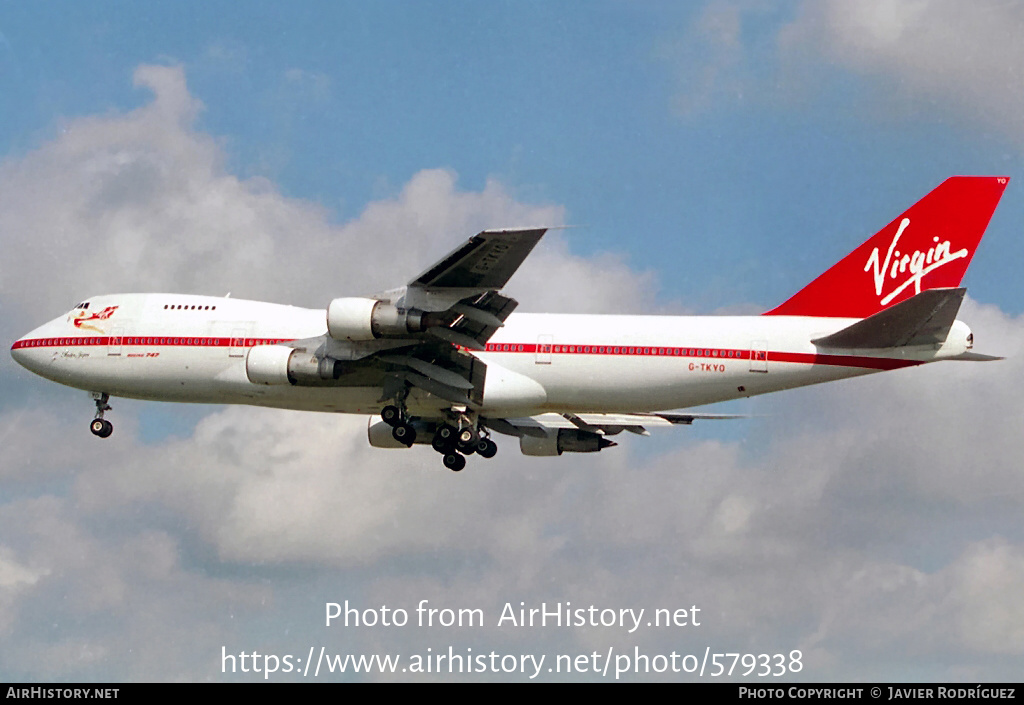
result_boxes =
[2,0,1024,683]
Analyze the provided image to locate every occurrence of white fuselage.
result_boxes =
[11,293,971,416]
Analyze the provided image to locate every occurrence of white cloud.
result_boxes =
[0,551,42,590]
[655,1,753,116]
[953,539,1024,655]
[660,1,1024,145]
[0,494,272,679]
[2,64,648,329]
[783,0,1024,143]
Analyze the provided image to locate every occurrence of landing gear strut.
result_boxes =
[90,393,113,438]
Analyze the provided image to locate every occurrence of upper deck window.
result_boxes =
[163,302,217,311]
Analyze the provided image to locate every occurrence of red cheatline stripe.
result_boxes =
[487,340,921,368]
[769,351,920,371]
[11,337,923,371]
[11,337,293,349]
[485,342,754,359]
[484,342,920,370]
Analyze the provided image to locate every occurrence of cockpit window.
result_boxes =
[74,302,90,309]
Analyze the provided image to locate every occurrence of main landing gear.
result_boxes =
[429,417,497,473]
[89,392,113,438]
[379,402,497,472]
[381,404,417,447]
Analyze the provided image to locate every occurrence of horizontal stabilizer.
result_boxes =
[812,288,965,349]
[947,351,1004,362]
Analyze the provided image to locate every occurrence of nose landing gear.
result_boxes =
[89,392,113,438]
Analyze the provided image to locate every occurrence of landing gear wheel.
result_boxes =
[436,424,457,444]
[432,425,457,453]
[391,423,416,447]
[89,393,113,438]
[443,453,466,472]
[476,438,497,459]
[432,433,453,454]
[381,405,402,426]
[90,418,113,438]
[455,425,479,454]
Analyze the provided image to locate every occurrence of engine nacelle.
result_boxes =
[519,429,614,456]
[326,297,430,341]
[245,345,344,386]
[367,419,433,448]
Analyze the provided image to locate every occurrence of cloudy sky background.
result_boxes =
[2,1,1023,681]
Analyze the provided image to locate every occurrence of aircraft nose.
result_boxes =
[11,335,31,367]
[10,322,53,374]
[11,335,35,370]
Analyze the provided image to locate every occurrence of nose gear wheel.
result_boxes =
[89,393,113,438]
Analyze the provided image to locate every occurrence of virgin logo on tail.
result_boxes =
[766,176,1008,319]
[864,217,968,306]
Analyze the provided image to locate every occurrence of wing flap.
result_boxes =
[426,326,487,351]
[378,355,475,390]
[391,371,471,405]
[488,411,746,437]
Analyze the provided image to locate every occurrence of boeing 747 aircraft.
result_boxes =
[10,176,1008,470]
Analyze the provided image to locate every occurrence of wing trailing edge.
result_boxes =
[486,411,746,438]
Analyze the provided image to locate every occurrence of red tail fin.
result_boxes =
[765,176,1009,318]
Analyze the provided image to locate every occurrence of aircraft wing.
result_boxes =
[387,227,547,352]
[485,411,746,438]
[409,228,547,291]
[323,228,547,409]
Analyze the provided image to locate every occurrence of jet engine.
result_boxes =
[367,419,433,448]
[327,297,438,341]
[245,345,344,386]
[519,429,616,456]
